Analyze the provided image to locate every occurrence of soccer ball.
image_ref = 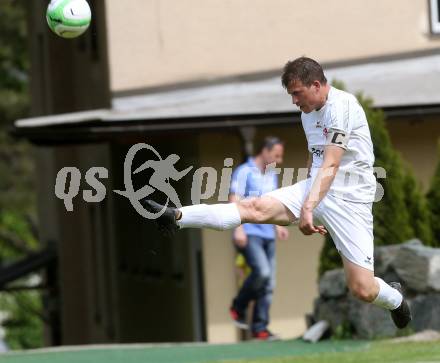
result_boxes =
[46,0,92,39]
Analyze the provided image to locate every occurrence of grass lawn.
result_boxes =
[1,339,440,363]
[216,341,440,363]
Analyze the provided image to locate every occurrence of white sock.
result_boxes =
[177,203,241,231]
[372,277,403,310]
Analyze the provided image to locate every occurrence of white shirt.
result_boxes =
[301,87,377,203]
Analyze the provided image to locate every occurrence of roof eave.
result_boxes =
[11,103,440,146]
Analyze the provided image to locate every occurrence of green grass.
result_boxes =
[0,339,367,363]
[1,339,440,363]
[215,341,440,363]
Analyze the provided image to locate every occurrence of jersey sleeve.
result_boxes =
[326,98,353,150]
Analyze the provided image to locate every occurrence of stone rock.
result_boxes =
[318,269,347,298]
[392,244,440,293]
[313,296,349,332]
[311,240,440,340]
[409,294,440,332]
[374,239,422,278]
[348,296,397,339]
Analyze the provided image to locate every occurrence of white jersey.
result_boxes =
[301,87,376,203]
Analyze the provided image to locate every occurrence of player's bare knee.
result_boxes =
[252,199,268,223]
[239,198,267,223]
[236,199,254,222]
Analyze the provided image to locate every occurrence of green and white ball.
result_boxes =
[46,0,92,39]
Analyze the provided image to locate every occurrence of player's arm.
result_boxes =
[304,145,344,210]
[306,152,313,178]
[300,125,349,235]
[299,145,344,236]
[299,96,352,235]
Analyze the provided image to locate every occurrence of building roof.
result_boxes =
[110,52,440,119]
[13,51,440,143]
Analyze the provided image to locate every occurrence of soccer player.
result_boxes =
[143,57,412,329]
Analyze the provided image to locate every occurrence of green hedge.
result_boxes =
[427,141,440,247]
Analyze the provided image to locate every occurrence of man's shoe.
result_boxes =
[141,199,179,237]
[389,282,412,329]
[252,329,280,341]
[229,307,249,330]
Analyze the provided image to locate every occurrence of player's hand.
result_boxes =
[233,228,248,248]
[276,226,289,241]
[299,208,327,236]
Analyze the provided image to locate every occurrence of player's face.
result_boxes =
[287,80,322,113]
[263,144,284,165]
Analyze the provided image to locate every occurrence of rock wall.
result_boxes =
[312,239,440,339]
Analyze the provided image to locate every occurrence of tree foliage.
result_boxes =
[0,0,43,350]
[402,165,433,246]
[427,142,440,247]
[0,290,44,350]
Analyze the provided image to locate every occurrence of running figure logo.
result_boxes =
[114,143,193,219]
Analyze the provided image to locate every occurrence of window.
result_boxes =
[430,0,440,34]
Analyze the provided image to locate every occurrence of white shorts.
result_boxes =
[266,179,374,271]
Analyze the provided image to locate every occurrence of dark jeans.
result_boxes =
[233,235,276,333]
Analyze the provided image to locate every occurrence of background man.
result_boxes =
[228,137,289,341]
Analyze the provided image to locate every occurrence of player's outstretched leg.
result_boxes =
[142,197,294,236]
[342,256,412,329]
